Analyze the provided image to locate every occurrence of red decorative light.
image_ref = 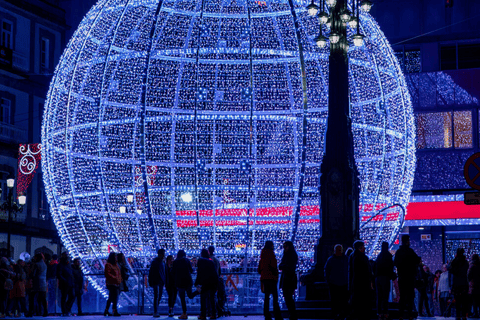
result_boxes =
[17,144,42,197]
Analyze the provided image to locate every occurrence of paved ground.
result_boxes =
[14,316,456,320]
[16,317,272,320]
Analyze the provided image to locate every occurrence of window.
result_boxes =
[416,112,452,149]
[454,111,472,148]
[441,46,456,70]
[40,37,49,72]
[416,111,473,149]
[0,98,11,124]
[0,181,6,201]
[404,50,421,73]
[1,20,13,49]
[441,43,480,70]
[458,44,480,69]
[394,49,421,73]
[394,51,404,71]
[38,189,49,220]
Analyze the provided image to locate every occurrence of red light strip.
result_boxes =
[173,201,480,228]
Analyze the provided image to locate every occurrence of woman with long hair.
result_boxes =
[279,241,298,320]
[117,253,129,293]
[104,252,122,316]
[258,240,282,320]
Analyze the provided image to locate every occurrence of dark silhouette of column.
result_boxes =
[316,0,360,275]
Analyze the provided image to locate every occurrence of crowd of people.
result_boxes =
[322,235,480,320]
[1,236,480,320]
[136,241,298,320]
[0,252,86,318]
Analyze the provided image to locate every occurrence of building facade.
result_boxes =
[0,0,67,260]
[372,0,480,270]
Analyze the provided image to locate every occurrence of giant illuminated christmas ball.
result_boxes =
[42,0,415,284]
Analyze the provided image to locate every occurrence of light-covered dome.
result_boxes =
[42,0,415,299]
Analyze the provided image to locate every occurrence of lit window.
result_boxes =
[405,50,421,73]
[453,111,472,148]
[0,98,11,124]
[41,37,50,72]
[1,20,13,49]
[394,49,421,73]
[415,112,452,149]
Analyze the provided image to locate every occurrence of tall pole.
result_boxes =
[2,179,25,259]
[7,188,12,258]
[316,0,360,273]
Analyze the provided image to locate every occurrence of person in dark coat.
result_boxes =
[324,244,348,320]
[173,250,198,319]
[448,248,469,320]
[104,252,122,317]
[374,242,395,320]
[208,246,221,277]
[72,258,85,316]
[149,249,166,318]
[117,253,129,293]
[46,254,58,314]
[195,249,218,320]
[279,241,298,320]
[469,254,480,318]
[57,253,75,316]
[258,240,283,320]
[393,235,420,320]
[27,253,48,317]
[416,260,432,317]
[349,240,373,320]
[165,255,176,317]
[423,265,435,316]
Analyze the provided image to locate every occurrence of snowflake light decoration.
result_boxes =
[42,0,415,301]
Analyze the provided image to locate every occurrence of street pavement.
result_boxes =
[14,316,457,320]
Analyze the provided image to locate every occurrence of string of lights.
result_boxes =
[41,0,415,302]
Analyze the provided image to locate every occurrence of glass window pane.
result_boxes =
[454,111,472,148]
[394,51,404,71]
[405,50,421,73]
[458,44,480,69]
[415,112,452,149]
[441,46,456,70]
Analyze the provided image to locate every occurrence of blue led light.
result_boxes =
[41,0,415,301]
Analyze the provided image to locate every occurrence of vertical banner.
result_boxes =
[17,144,42,197]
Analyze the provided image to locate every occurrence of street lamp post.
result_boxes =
[0,177,26,258]
[306,0,372,275]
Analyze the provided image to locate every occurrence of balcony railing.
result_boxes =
[0,123,27,144]
[12,51,29,72]
[0,211,26,223]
